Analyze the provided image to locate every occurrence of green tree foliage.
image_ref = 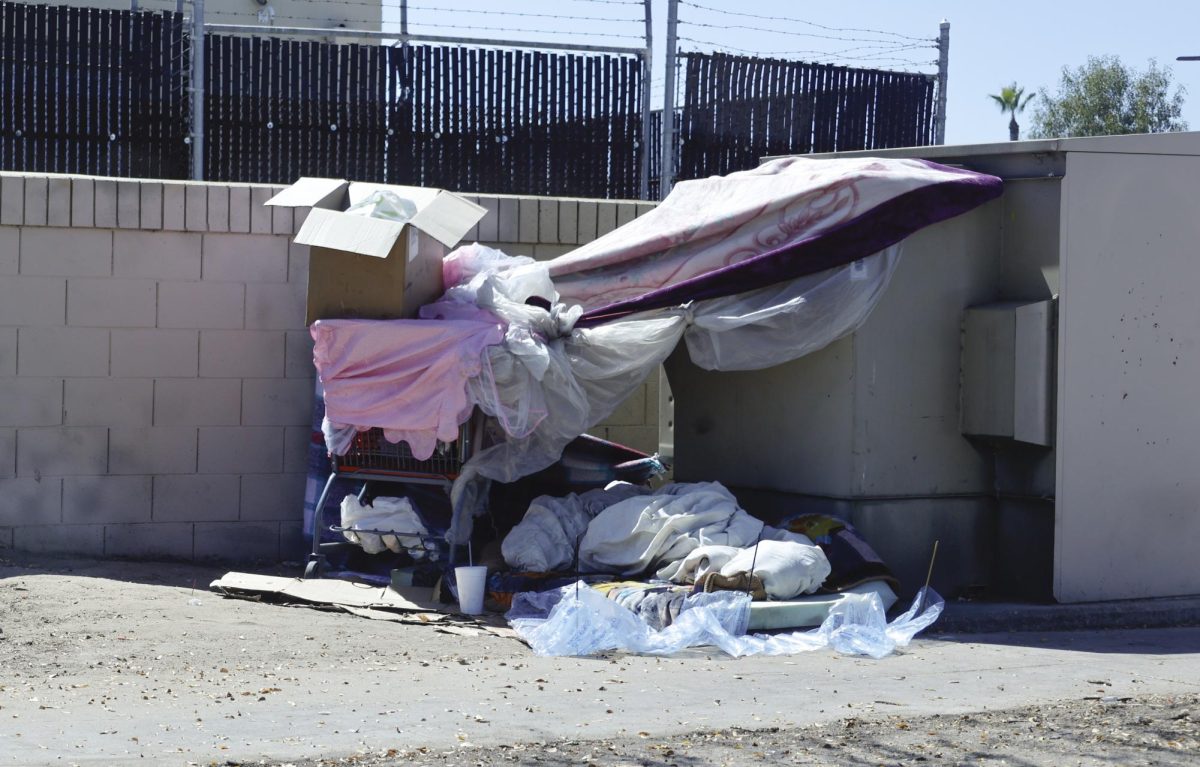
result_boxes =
[989,83,1035,141]
[1030,56,1187,138]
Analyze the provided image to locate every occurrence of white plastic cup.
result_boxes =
[455,565,488,615]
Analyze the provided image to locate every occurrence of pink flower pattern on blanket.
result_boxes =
[548,157,957,310]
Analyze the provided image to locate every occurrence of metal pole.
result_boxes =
[175,0,182,13]
[191,0,205,180]
[400,0,408,37]
[660,0,678,200]
[638,0,652,200]
[934,20,949,145]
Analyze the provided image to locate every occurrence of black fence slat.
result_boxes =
[45,4,58,171]
[204,32,217,180]
[31,3,43,170]
[0,3,187,177]
[674,51,936,185]
[14,4,29,169]
[0,2,934,197]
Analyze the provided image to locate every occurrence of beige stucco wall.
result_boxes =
[1052,148,1200,602]
[0,172,656,562]
[37,0,383,32]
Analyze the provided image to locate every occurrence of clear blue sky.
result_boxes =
[387,0,1200,145]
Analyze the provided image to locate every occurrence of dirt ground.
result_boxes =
[258,693,1200,767]
[2,553,1199,767]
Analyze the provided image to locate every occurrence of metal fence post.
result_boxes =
[638,0,652,200]
[190,0,205,180]
[935,20,949,145]
[660,0,678,200]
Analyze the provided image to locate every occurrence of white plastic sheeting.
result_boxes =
[684,246,900,371]
[436,245,899,545]
[507,581,944,658]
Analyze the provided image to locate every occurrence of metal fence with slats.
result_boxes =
[203,38,645,199]
[386,44,644,199]
[203,34,390,184]
[676,52,937,183]
[0,2,190,179]
[0,2,940,200]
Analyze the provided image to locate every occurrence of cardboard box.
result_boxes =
[266,178,486,324]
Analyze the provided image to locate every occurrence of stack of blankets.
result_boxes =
[501,481,835,602]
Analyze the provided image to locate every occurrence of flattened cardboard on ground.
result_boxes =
[266,178,486,324]
[211,571,442,613]
[340,605,448,624]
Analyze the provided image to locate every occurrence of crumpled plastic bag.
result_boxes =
[441,243,537,290]
[339,495,435,559]
[507,581,943,659]
[344,190,418,224]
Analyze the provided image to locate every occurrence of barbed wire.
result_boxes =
[201,0,643,14]
[678,17,936,48]
[677,36,934,71]
[679,1,932,43]
[390,3,640,25]
[204,10,645,42]
[405,22,644,41]
[203,0,644,26]
[678,40,935,59]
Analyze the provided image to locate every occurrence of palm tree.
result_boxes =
[989,83,1036,141]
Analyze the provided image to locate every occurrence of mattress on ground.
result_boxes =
[747,580,898,631]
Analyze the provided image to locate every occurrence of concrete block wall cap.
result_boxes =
[472,191,648,205]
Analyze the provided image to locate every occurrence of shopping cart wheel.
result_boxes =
[303,557,322,579]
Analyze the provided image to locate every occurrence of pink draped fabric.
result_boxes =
[311,318,504,459]
[548,156,1001,314]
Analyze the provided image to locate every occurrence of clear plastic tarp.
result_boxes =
[507,581,944,659]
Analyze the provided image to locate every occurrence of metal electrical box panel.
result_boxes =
[961,299,1056,446]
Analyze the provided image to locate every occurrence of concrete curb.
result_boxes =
[931,594,1200,634]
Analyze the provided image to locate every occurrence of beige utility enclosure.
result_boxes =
[667,133,1200,604]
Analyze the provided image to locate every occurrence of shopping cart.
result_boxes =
[304,413,484,579]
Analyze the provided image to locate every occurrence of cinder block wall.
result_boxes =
[0,173,657,562]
